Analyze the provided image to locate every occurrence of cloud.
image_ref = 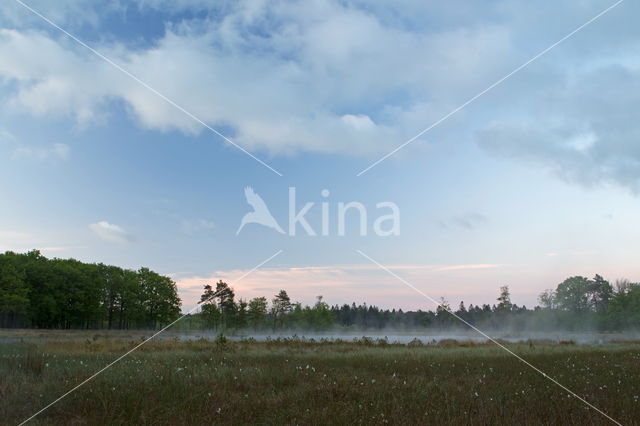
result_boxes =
[11,143,70,161]
[89,221,131,243]
[439,212,487,230]
[1,0,637,179]
[434,264,502,272]
[0,1,516,156]
[174,262,507,311]
[341,114,375,131]
[180,218,215,235]
[476,55,640,194]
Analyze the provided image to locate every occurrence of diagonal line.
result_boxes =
[13,0,283,177]
[356,0,624,176]
[18,249,283,425]
[356,249,622,425]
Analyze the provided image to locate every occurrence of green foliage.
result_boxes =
[4,251,640,333]
[555,276,593,312]
[199,281,237,330]
[214,332,229,350]
[271,289,292,329]
[0,256,29,324]
[247,296,268,330]
[607,282,640,328]
[0,251,181,329]
[496,286,513,312]
[535,275,628,330]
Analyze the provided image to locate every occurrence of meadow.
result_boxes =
[2,331,639,425]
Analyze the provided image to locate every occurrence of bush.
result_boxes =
[215,333,229,350]
[407,338,423,347]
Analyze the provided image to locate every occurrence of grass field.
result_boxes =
[2,333,639,425]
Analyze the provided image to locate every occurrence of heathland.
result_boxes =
[2,332,639,425]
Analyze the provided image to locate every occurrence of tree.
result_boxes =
[236,299,249,329]
[538,289,556,309]
[555,276,591,313]
[589,274,613,313]
[272,289,292,329]
[308,296,334,331]
[435,297,453,328]
[607,282,640,328]
[200,284,221,330]
[496,286,513,312]
[138,268,181,328]
[0,250,181,330]
[118,269,142,329]
[214,280,236,329]
[99,264,127,330]
[0,258,29,327]
[455,301,469,323]
[248,296,268,330]
[199,281,235,330]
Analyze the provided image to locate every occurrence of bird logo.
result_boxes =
[236,186,285,235]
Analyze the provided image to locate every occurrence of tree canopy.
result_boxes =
[0,250,181,329]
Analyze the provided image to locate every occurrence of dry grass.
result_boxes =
[1,334,639,425]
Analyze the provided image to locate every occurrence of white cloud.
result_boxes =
[11,143,70,161]
[0,1,516,156]
[0,0,637,190]
[89,221,131,243]
[180,218,215,235]
[341,114,375,131]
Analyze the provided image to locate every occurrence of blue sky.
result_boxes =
[1,0,640,311]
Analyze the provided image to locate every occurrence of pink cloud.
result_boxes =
[174,263,511,312]
[433,264,503,272]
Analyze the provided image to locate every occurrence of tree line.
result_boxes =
[188,275,640,332]
[0,251,181,329]
[2,251,640,331]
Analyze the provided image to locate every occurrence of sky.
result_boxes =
[1,0,640,312]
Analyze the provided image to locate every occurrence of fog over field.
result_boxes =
[3,328,640,345]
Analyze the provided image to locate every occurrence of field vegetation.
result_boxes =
[2,334,639,425]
